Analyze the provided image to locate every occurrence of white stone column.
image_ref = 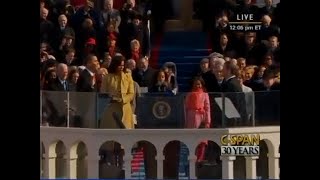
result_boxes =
[66,154,78,179]
[188,155,197,179]
[221,156,236,179]
[245,156,259,179]
[44,153,56,178]
[87,155,100,178]
[156,155,164,179]
[268,153,280,179]
[123,155,133,179]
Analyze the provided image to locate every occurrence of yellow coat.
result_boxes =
[100,72,135,129]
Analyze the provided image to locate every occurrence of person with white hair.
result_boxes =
[47,63,75,91]
[100,0,121,32]
[224,57,231,62]
[208,52,224,59]
[213,57,225,69]
[126,59,136,71]
[258,14,280,41]
[40,8,54,43]
[201,57,221,93]
[230,59,238,66]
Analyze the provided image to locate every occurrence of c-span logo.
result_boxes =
[152,101,171,119]
[220,134,260,156]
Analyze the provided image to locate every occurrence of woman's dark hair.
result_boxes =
[67,69,79,82]
[43,69,56,89]
[108,55,125,74]
[251,66,263,80]
[191,76,207,92]
[220,32,229,39]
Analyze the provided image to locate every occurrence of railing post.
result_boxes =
[87,155,100,178]
[245,156,259,179]
[220,155,236,179]
[67,92,70,127]
[40,91,42,126]
[155,155,164,179]
[222,93,226,128]
[188,155,197,179]
[65,149,78,179]
[44,152,56,178]
[268,153,280,179]
[123,154,133,179]
[252,91,256,126]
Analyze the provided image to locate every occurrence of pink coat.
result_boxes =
[184,92,211,128]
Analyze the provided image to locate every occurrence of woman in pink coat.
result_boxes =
[185,77,211,162]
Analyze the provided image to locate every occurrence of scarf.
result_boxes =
[131,50,140,62]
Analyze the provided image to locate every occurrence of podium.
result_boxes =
[136,94,185,128]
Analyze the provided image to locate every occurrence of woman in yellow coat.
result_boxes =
[100,55,135,129]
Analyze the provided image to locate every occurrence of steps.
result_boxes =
[152,31,211,92]
[131,148,146,179]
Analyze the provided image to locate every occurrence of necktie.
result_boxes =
[63,81,67,91]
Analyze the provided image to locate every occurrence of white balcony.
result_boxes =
[40,126,280,179]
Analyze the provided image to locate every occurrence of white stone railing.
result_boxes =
[40,126,280,179]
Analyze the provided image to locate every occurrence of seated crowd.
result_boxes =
[40,0,280,129]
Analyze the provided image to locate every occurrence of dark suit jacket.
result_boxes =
[221,76,242,92]
[221,77,248,125]
[201,71,220,93]
[212,43,235,58]
[237,43,268,66]
[211,26,232,49]
[255,82,280,91]
[132,67,157,91]
[40,19,54,43]
[47,78,76,91]
[76,69,97,92]
[259,6,276,18]
[257,25,280,41]
[273,3,280,27]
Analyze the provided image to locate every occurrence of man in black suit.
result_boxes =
[257,15,280,42]
[254,71,280,124]
[259,0,276,19]
[202,58,221,93]
[76,54,100,92]
[132,57,157,92]
[256,70,280,91]
[47,63,76,91]
[201,57,222,128]
[52,14,76,51]
[221,61,248,126]
[221,61,242,92]
[237,31,268,66]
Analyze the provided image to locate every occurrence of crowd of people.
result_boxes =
[40,0,280,131]
[40,0,280,172]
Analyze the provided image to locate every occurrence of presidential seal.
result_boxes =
[152,101,171,119]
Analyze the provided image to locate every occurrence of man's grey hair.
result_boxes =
[209,52,224,59]
[230,59,238,65]
[214,58,226,67]
[57,63,68,69]
[126,59,136,65]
